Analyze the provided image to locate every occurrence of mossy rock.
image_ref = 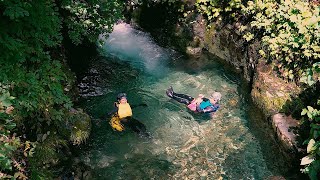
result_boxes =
[252,85,294,117]
[68,109,91,145]
[251,62,301,117]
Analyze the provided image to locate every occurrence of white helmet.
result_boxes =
[210,92,222,101]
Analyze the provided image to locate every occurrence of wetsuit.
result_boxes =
[170,92,195,105]
[168,92,219,114]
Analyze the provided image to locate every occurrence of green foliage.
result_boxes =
[241,1,320,177]
[195,0,242,22]
[30,133,67,167]
[132,0,180,5]
[300,62,320,86]
[300,63,320,178]
[195,0,320,83]
[0,84,35,179]
[0,0,62,65]
[301,103,320,179]
[68,110,91,145]
[62,0,124,44]
[0,0,124,178]
[241,0,320,82]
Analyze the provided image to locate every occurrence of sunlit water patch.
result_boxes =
[75,23,292,179]
[99,23,171,77]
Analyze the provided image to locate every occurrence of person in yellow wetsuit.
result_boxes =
[108,93,150,138]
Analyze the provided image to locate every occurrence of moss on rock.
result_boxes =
[251,61,301,117]
[68,108,91,145]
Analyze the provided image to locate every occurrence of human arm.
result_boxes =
[107,106,118,116]
[202,104,220,114]
[101,103,118,119]
[131,103,148,109]
[194,94,205,104]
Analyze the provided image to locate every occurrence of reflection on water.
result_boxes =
[75,23,295,179]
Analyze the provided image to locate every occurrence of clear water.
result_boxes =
[76,23,293,179]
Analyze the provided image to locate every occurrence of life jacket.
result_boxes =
[109,115,124,131]
[117,102,132,119]
[199,100,212,110]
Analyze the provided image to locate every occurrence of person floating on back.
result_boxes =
[107,93,150,138]
[166,86,221,114]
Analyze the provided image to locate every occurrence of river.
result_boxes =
[71,23,298,179]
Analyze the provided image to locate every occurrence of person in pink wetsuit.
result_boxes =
[166,86,221,114]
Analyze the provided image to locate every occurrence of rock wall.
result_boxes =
[251,60,302,154]
[251,61,301,116]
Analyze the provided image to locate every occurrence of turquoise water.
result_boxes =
[76,23,293,179]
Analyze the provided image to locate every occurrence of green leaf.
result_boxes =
[308,160,320,180]
[0,156,12,170]
[307,139,316,153]
[308,106,315,112]
[5,121,16,130]
[307,75,315,86]
[2,99,12,107]
[302,108,308,116]
[311,124,320,129]
[313,131,320,139]
[301,155,315,165]
[300,75,307,84]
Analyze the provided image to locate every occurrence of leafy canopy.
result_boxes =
[0,0,124,178]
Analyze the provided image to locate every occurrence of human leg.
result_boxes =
[173,93,194,102]
[166,87,194,105]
